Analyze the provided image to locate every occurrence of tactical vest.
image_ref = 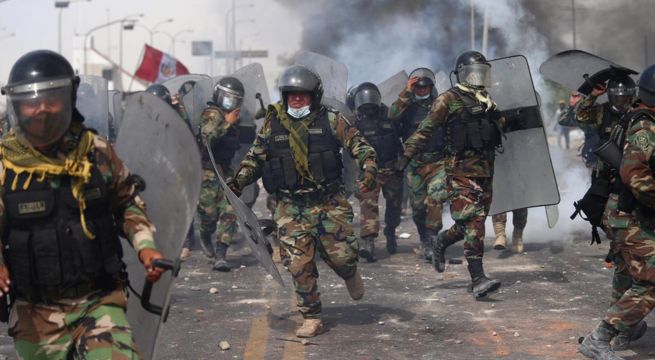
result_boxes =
[446,89,502,153]
[2,166,124,302]
[262,108,343,193]
[356,105,402,165]
[401,98,445,152]
[599,102,628,142]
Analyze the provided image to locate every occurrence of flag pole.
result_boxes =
[129,44,148,91]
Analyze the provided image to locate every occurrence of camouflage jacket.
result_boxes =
[233,102,378,191]
[576,95,626,136]
[0,123,157,261]
[199,104,237,170]
[620,109,655,211]
[403,88,499,177]
[388,89,441,162]
[173,101,193,133]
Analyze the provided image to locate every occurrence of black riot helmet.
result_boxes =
[409,67,437,99]
[454,50,491,88]
[1,49,79,147]
[409,68,435,87]
[146,84,172,105]
[638,64,655,107]
[278,64,323,110]
[346,84,359,111]
[213,76,244,112]
[607,75,636,113]
[353,82,382,113]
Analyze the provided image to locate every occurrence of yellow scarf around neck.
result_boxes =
[0,128,96,239]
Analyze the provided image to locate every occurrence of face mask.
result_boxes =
[287,105,311,119]
[221,96,236,111]
[415,93,430,100]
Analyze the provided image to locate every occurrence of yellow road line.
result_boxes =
[282,287,304,360]
[243,281,279,360]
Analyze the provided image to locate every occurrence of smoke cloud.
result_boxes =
[272,0,622,244]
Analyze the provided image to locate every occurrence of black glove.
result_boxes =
[226,179,242,197]
[394,156,410,173]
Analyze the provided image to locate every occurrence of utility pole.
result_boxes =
[482,3,488,56]
[470,0,475,50]
[571,0,577,49]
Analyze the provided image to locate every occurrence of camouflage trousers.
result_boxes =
[602,194,633,305]
[602,195,655,332]
[406,159,446,238]
[9,288,139,360]
[274,192,359,318]
[197,168,238,246]
[440,176,493,259]
[354,168,403,239]
[490,208,528,230]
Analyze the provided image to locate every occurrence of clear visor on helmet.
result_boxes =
[5,79,73,147]
[217,85,244,112]
[608,86,636,96]
[409,68,436,83]
[354,89,381,110]
[609,94,633,112]
[458,63,491,88]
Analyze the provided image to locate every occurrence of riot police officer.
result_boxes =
[229,64,377,338]
[0,49,165,358]
[577,75,636,169]
[388,67,444,261]
[197,77,244,271]
[579,64,655,360]
[399,51,503,298]
[352,82,403,261]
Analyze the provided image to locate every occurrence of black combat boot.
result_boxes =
[384,227,397,255]
[199,232,215,258]
[579,321,624,360]
[612,320,647,351]
[431,231,452,272]
[358,236,377,263]
[467,258,501,298]
[212,242,230,272]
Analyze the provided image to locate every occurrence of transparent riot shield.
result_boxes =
[435,71,452,94]
[206,143,284,285]
[539,50,638,95]
[77,75,110,138]
[162,74,213,135]
[486,55,560,214]
[293,50,348,104]
[378,71,408,107]
[115,92,202,360]
[232,63,270,126]
[107,90,122,142]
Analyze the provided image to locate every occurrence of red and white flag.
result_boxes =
[134,44,190,84]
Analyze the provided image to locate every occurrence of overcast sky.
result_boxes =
[0,0,301,93]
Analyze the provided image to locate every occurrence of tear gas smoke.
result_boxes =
[274,0,604,244]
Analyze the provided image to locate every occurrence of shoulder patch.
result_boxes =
[635,132,651,151]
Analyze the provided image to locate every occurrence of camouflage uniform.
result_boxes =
[233,103,376,318]
[389,89,445,251]
[2,120,157,359]
[604,110,655,333]
[198,105,238,247]
[404,88,500,262]
[577,95,634,310]
[354,167,403,239]
[491,209,528,230]
[352,106,403,243]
